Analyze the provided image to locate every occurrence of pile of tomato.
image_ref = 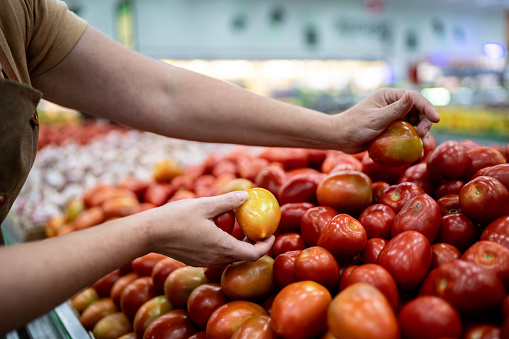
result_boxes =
[64,134,509,339]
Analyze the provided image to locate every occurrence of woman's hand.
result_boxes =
[141,191,275,267]
[333,88,440,154]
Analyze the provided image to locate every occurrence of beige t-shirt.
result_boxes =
[0,0,87,85]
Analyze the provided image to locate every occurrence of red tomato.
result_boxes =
[143,182,174,207]
[206,300,268,339]
[110,272,139,307]
[300,206,338,247]
[327,283,399,339]
[398,163,436,195]
[462,240,509,289]
[377,231,432,290]
[203,265,227,284]
[307,149,328,170]
[473,163,509,189]
[436,194,462,216]
[93,312,132,339]
[151,257,186,295]
[316,171,372,216]
[278,173,322,205]
[93,269,123,298]
[391,194,441,243]
[462,324,501,339]
[187,332,207,339]
[317,214,367,262]
[358,204,395,240]
[164,266,207,310]
[254,165,286,199]
[322,152,363,174]
[131,253,167,277]
[221,255,275,301]
[271,281,332,339]
[481,215,509,249]
[120,276,157,321]
[142,309,199,339]
[294,246,340,290]
[378,182,425,213]
[371,181,390,204]
[272,233,307,256]
[398,295,462,339]
[368,120,423,167]
[339,264,399,310]
[462,146,506,181]
[426,140,469,180]
[430,243,461,269]
[237,156,270,182]
[278,202,315,234]
[361,152,408,184]
[360,238,387,264]
[80,298,118,331]
[118,177,150,200]
[133,295,172,339]
[433,179,465,200]
[231,315,276,339]
[273,250,300,288]
[213,210,235,234]
[436,212,477,252]
[429,259,506,317]
[186,283,229,330]
[459,176,509,224]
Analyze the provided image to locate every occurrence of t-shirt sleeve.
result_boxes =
[27,0,87,77]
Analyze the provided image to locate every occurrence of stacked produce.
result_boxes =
[56,129,509,339]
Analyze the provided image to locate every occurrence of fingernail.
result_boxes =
[235,191,249,201]
[402,92,410,105]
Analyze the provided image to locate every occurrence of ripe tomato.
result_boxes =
[327,283,399,339]
[398,163,436,195]
[360,238,387,264]
[481,215,509,249]
[358,204,395,240]
[203,265,228,284]
[398,296,462,339]
[473,163,509,190]
[143,309,199,339]
[316,171,372,216]
[317,214,367,262]
[294,246,340,290]
[461,146,506,181]
[187,283,229,330]
[371,181,390,204]
[361,152,408,184]
[254,165,286,199]
[131,253,167,277]
[143,182,174,207]
[71,287,99,314]
[300,206,338,247]
[231,315,276,339]
[93,269,123,299]
[459,176,509,224]
[321,152,363,174]
[93,312,132,339]
[271,281,332,339]
[273,250,300,288]
[80,298,118,331]
[462,240,509,289]
[433,179,465,200]
[272,233,306,256]
[151,257,186,295]
[377,231,432,290]
[164,266,207,310]
[278,202,315,234]
[430,243,461,269]
[378,182,425,213]
[278,173,322,205]
[235,188,281,241]
[221,255,275,301]
[391,194,441,243]
[213,210,235,234]
[426,140,469,180]
[120,276,157,321]
[206,300,268,339]
[110,272,139,307]
[133,295,172,338]
[436,212,477,252]
[368,120,423,167]
[338,264,399,310]
[462,324,502,339]
[436,194,462,216]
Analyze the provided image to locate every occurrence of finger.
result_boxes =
[228,235,276,262]
[199,191,249,217]
[410,91,441,123]
[376,91,414,126]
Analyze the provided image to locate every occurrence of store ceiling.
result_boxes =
[407,0,509,8]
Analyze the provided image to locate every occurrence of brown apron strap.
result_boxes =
[0,37,19,82]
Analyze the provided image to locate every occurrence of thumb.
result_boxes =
[201,191,249,217]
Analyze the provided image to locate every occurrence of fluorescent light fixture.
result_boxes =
[482,42,506,59]
[421,87,451,106]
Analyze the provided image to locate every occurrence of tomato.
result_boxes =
[164,266,207,310]
[235,188,281,241]
[278,202,315,234]
[338,264,399,310]
[300,206,338,247]
[360,238,387,264]
[213,210,235,234]
[462,240,509,289]
[327,283,399,339]
[462,324,501,339]
[278,173,322,205]
[391,194,441,243]
[436,212,477,252]
[377,231,432,290]
[151,257,186,295]
[481,215,509,249]
[473,163,509,190]
[258,147,310,170]
[398,163,436,195]
[371,181,390,204]
[358,204,395,240]
[143,309,199,339]
[398,295,462,339]
[429,259,506,317]
[271,281,331,339]
[120,276,157,321]
[272,233,306,256]
[321,152,363,174]
[80,298,118,331]
[231,315,276,339]
[317,214,367,262]
[461,146,506,181]
[433,179,465,200]
[459,176,509,224]
[361,152,408,184]
[430,243,461,269]
[133,295,172,339]
[110,272,139,307]
[273,250,300,288]
[426,140,469,180]
[206,300,268,339]
[118,177,150,200]
[436,194,462,216]
[72,206,105,231]
[378,182,425,213]
[93,312,132,339]
[316,171,372,216]
[203,265,227,284]
[237,157,270,182]
[294,246,340,290]
[131,253,167,277]
[307,149,328,170]
[143,182,174,207]
[221,255,275,301]
[187,332,207,339]
[254,165,286,199]
[117,333,136,339]
[93,269,123,299]
[368,120,423,167]
[187,283,229,330]
[71,287,99,314]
